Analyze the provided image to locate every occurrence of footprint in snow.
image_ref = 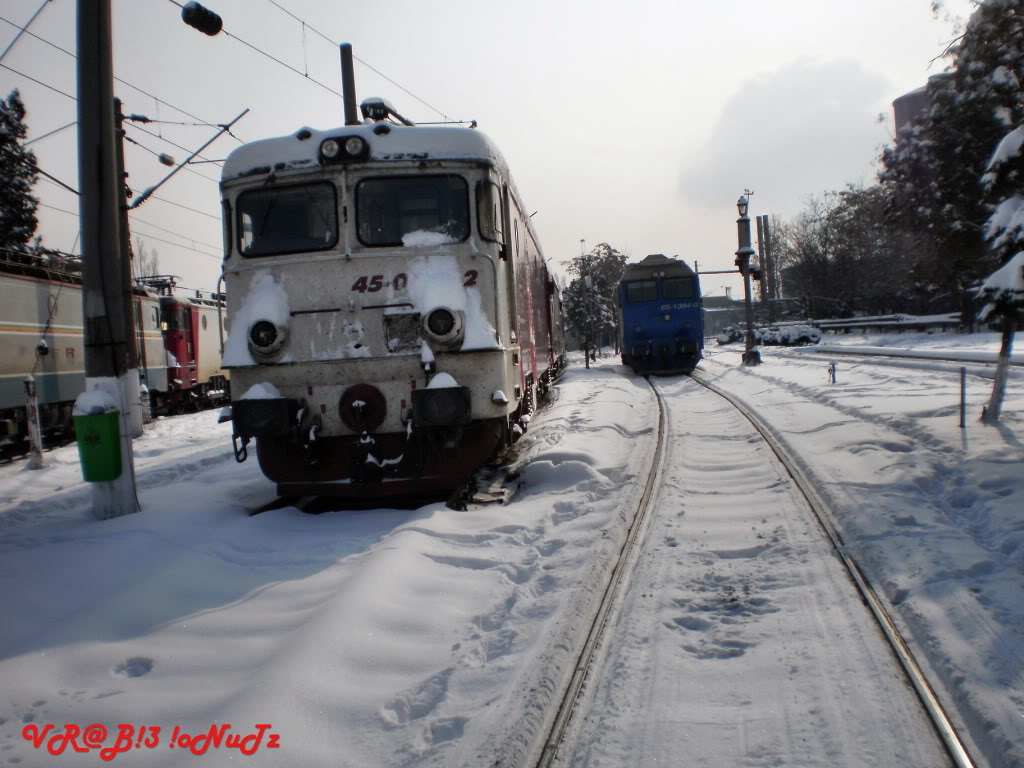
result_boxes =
[113,657,154,678]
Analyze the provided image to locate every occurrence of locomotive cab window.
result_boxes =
[161,307,189,331]
[663,276,695,300]
[477,180,503,243]
[236,182,337,257]
[356,175,469,246]
[625,280,658,303]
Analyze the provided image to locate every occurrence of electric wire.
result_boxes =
[262,0,456,122]
[37,202,222,260]
[0,0,50,64]
[164,0,343,100]
[0,13,234,134]
[0,62,75,100]
[151,195,220,219]
[127,215,222,255]
[126,120,223,170]
[123,130,221,185]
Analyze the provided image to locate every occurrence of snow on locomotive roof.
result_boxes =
[222,123,507,181]
[622,253,696,278]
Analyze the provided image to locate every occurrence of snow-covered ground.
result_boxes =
[0,331,1020,767]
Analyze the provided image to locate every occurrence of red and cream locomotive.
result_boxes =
[221,98,565,498]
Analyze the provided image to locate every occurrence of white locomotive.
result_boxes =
[221,99,565,498]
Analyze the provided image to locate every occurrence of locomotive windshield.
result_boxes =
[356,175,469,246]
[663,276,696,299]
[236,182,338,257]
[625,280,658,303]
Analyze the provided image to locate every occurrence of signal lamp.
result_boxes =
[181,2,223,36]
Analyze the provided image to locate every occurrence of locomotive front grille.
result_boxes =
[384,312,421,351]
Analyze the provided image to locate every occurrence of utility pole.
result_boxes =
[76,0,140,518]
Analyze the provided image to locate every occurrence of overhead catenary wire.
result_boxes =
[36,202,222,260]
[123,130,221,185]
[126,120,222,171]
[128,214,222,254]
[165,0,344,101]
[0,0,51,64]
[0,62,75,100]
[261,0,457,123]
[151,195,220,220]
[0,13,236,136]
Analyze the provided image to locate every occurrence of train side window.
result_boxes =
[477,181,503,244]
[626,280,657,302]
[663,277,695,300]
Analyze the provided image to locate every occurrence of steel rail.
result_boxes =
[532,378,669,768]
[690,370,976,768]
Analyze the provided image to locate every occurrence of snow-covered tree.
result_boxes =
[947,0,1024,423]
[980,128,1024,422]
[878,1,1024,301]
[0,89,40,257]
[561,243,627,364]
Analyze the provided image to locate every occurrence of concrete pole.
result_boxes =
[77,0,139,518]
[114,98,144,438]
[24,376,43,469]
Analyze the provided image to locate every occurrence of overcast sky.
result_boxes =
[1,0,975,297]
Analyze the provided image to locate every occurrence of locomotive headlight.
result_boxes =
[320,135,369,163]
[248,319,286,357]
[427,309,455,336]
[320,139,341,160]
[344,136,366,156]
[421,307,464,348]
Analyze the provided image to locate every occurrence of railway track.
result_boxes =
[529,372,976,768]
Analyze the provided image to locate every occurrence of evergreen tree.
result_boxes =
[976,0,1024,423]
[561,243,627,362]
[878,1,1024,301]
[0,90,40,256]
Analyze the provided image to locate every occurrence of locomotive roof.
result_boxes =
[621,253,696,279]
[222,122,508,181]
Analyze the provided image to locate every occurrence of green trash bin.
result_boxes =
[74,410,123,482]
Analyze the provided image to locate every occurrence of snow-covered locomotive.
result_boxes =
[0,254,227,449]
[220,100,565,498]
[617,253,704,374]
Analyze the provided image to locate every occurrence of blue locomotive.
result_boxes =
[616,253,703,374]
